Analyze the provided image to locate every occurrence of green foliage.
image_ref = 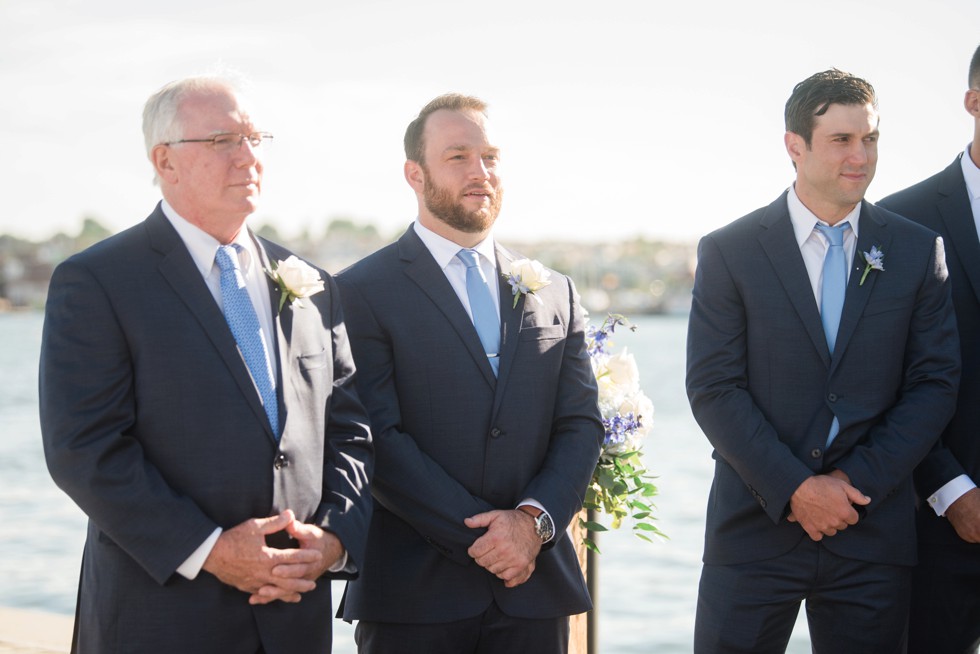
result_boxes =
[579,448,665,552]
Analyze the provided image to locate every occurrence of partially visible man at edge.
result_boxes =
[878,44,980,654]
[39,75,373,654]
[335,93,603,654]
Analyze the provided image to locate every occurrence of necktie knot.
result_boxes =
[814,222,850,248]
[456,248,481,270]
[215,244,243,273]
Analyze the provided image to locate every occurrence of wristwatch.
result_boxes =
[518,505,555,543]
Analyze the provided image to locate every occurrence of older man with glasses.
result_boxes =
[39,75,373,654]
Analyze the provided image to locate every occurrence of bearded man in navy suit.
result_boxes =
[39,75,373,654]
[335,93,603,654]
[878,43,980,654]
[686,69,960,653]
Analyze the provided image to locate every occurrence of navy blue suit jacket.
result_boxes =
[40,204,373,654]
[686,193,959,566]
[335,226,603,623]
[880,154,980,555]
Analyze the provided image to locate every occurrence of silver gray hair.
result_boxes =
[141,73,251,183]
[142,75,243,157]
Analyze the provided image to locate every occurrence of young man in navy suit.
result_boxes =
[687,69,959,653]
[40,76,373,654]
[336,94,603,654]
[878,44,980,654]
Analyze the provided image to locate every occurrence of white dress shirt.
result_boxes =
[412,220,553,541]
[413,220,501,322]
[786,184,861,298]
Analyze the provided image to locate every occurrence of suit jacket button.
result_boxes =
[489,428,501,438]
[811,448,822,459]
[274,454,289,469]
[828,393,838,402]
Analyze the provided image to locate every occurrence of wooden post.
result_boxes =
[569,508,597,654]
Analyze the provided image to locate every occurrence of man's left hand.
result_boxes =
[946,487,980,543]
[249,521,346,605]
[465,510,541,588]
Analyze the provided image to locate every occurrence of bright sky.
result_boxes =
[2,0,978,244]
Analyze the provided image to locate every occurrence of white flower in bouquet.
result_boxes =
[595,347,641,402]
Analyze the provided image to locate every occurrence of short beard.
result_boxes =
[422,168,503,234]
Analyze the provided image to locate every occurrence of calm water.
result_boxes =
[0,311,811,652]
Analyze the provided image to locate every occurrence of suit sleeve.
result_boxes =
[39,259,217,584]
[834,236,960,508]
[336,276,497,566]
[517,276,603,545]
[312,275,374,576]
[686,235,816,523]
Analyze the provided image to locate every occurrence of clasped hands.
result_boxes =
[464,509,542,588]
[202,509,344,605]
[787,469,871,541]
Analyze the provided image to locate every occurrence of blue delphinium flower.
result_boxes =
[859,246,884,286]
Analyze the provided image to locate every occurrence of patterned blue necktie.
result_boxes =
[215,244,279,435]
[456,249,500,376]
[814,221,850,446]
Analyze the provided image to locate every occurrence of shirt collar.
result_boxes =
[786,184,861,247]
[413,220,497,270]
[161,199,264,277]
[960,143,980,201]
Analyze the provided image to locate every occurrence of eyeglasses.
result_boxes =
[162,132,274,153]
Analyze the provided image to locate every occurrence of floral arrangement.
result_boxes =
[265,256,325,311]
[580,314,661,551]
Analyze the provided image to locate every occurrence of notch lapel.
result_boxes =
[148,211,276,440]
[831,201,892,373]
[259,238,290,443]
[398,230,497,389]
[936,157,980,305]
[757,195,831,366]
[492,246,524,414]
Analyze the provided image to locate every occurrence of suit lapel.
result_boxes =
[936,156,980,305]
[398,229,497,389]
[149,209,277,442]
[831,201,892,373]
[757,194,831,366]
[492,245,524,412]
[258,237,289,443]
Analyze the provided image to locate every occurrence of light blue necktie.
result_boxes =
[215,244,279,436]
[456,249,500,377]
[814,222,850,446]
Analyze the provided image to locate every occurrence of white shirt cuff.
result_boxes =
[927,474,977,517]
[328,550,349,573]
[518,498,555,544]
[177,527,222,580]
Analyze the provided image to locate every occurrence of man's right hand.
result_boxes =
[201,510,323,603]
[787,474,870,541]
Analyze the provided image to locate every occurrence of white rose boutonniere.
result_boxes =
[265,256,325,311]
[500,258,552,308]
